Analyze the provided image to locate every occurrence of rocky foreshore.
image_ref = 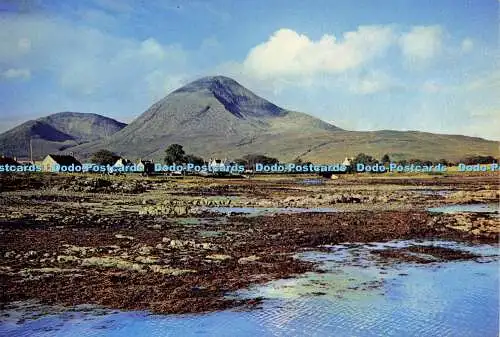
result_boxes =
[0,172,498,314]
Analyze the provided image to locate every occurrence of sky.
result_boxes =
[0,0,499,140]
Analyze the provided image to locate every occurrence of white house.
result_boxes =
[342,157,354,167]
[207,158,233,170]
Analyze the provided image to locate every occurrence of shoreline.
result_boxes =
[0,173,498,315]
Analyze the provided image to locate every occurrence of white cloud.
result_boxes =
[0,15,189,101]
[2,68,31,80]
[461,38,474,53]
[348,70,398,94]
[399,25,443,61]
[242,26,396,79]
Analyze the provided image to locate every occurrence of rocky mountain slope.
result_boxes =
[1,76,498,162]
[0,112,126,159]
[69,76,498,162]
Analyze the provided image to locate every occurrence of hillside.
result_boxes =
[0,112,126,159]
[69,76,498,162]
[69,76,341,159]
[1,76,498,162]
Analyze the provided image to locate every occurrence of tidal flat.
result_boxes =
[0,172,498,334]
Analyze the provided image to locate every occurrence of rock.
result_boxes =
[173,206,188,215]
[135,256,160,264]
[57,255,80,263]
[206,254,232,261]
[148,265,196,276]
[169,240,195,249]
[115,234,135,240]
[162,237,170,243]
[81,256,143,272]
[24,250,38,258]
[238,255,260,264]
[471,229,482,235]
[138,245,154,255]
[62,245,96,256]
[198,242,217,250]
[170,240,185,248]
[4,251,16,258]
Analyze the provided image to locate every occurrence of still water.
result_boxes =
[427,203,499,214]
[1,240,498,337]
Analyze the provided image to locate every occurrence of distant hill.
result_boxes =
[69,76,498,162]
[0,112,126,159]
[1,76,498,162]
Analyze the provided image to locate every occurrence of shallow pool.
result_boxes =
[1,240,498,337]
[427,203,499,215]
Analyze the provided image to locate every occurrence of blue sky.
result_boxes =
[0,0,498,140]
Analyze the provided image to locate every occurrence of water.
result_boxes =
[408,189,451,196]
[195,206,339,216]
[427,203,499,214]
[299,179,325,185]
[1,241,498,337]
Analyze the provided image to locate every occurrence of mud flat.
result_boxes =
[0,172,498,315]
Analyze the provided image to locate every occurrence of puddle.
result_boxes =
[194,207,339,216]
[427,203,499,215]
[408,189,451,196]
[299,179,325,185]
[1,240,498,337]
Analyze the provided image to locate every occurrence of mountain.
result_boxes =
[0,112,126,159]
[69,75,498,162]
[3,76,498,162]
[70,76,341,159]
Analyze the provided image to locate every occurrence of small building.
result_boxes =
[207,158,233,170]
[137,159,155,175]
[113,158,133,168]
[41,154,82,172]
[342,157,354,167]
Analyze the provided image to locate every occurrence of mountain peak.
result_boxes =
[172,75,285,118]
[174,76,244,93]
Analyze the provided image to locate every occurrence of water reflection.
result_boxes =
[427,203,499,214]
[1,241,498,337]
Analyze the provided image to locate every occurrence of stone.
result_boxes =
[170,240,185,248]
[199,242,217,250]
[4,251,16,258]
[238,255,260,264]
[137,245,154,255]
[24,250,38,258]
[115,234,135,240]
[81,257,143,272]
[148,265,196,276]
[135,256,160,264]
[57,255,80,263]
[206,254,232,261]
